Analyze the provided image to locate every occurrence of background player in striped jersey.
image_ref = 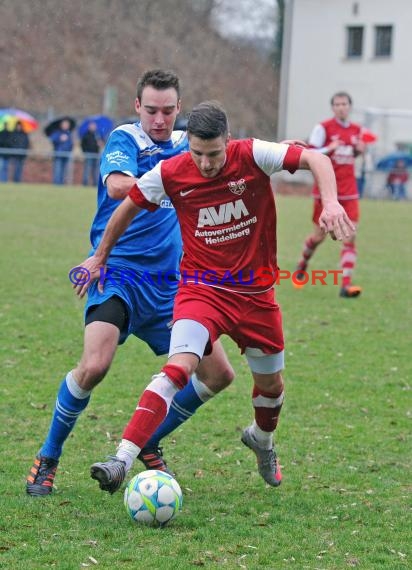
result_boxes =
[295,92,365,297]
[75,101,355,493]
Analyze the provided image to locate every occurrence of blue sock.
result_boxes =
[144,376,212,448]
[40,372,91,460]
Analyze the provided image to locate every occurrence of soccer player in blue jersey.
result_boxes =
[26,70,234,496]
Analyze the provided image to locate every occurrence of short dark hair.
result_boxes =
[330,91,352,106]
[136,69,180,101]
[187,101,229,140]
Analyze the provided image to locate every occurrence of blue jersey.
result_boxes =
[89,122,188,275]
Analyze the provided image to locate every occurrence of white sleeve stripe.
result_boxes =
[252,139,289,176]
[135,162,167,205]
[308,123,326,148]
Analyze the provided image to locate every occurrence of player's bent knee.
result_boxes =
[253,370,284,395]
[222,366,235,385]
[196,359,235,391]
[211,360,235,385]
[77,356,112,387]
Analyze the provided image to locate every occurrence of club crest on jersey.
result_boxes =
[228,178,246,195]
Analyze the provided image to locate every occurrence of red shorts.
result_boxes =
[173,284,284,355]
[312,198,359,224]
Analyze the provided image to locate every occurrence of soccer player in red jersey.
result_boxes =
[75,101,355,492]
[295,92,365,297]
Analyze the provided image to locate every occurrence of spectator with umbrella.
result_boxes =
[376,151,412,200]
[80,121,102,186]
[386,158,409,200]
[6,121,30,182]
[0,108,38,183]
[0,122,12,182]
[78,115,113,142]
[45,117,75,185]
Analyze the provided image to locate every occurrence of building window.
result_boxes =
[346,26,363,57]
[375,25,392,57]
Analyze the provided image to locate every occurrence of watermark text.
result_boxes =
[69,266,342,288]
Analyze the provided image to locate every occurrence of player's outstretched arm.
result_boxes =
[299,148,355,241]
[73,196,141,298]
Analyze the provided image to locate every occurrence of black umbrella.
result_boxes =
[44,116,76,137]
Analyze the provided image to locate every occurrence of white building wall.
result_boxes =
[278,0,412,156]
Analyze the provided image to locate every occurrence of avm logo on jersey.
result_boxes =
[69,266,342,288]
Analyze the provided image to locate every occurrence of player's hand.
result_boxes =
[355,140,366,155]
[70,255,106,298]
[318,202,356,241]
[327,139,342,152]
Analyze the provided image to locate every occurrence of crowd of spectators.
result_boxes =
[0,116,103,186]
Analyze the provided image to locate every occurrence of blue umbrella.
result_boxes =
[78,115,114,141]
[376,152,412,171]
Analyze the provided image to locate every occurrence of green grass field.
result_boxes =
[1,184,410,569]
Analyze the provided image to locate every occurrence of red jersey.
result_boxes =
[129,138,302,293]
[309,118,362,200]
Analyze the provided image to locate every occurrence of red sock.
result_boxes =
[252,384,284,432]
[122,390,167,449]
[340,242,357,288]
[161,363,189,390]
[297,236,319,271]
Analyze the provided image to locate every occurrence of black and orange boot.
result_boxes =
[340,285,362,298]
[138,446,174,476]
[26,455,59,496]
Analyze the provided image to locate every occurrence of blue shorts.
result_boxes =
[85,269,177,355]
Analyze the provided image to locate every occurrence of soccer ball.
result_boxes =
[124,469,183,527]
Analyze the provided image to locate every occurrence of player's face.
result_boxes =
[189,135,229,178]
[135,86,181,142]
[332,96,351,121]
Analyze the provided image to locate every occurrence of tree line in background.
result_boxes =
[0,0,284,141]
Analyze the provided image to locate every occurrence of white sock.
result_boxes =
[67,370,92,399]
[116,439,141,472]
[249,420,273,450]
[191,373,216,402]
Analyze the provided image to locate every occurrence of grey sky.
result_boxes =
[212,0,277,41]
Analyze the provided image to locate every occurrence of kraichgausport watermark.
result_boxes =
[69,267,91,285]
[69,266,342,287]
